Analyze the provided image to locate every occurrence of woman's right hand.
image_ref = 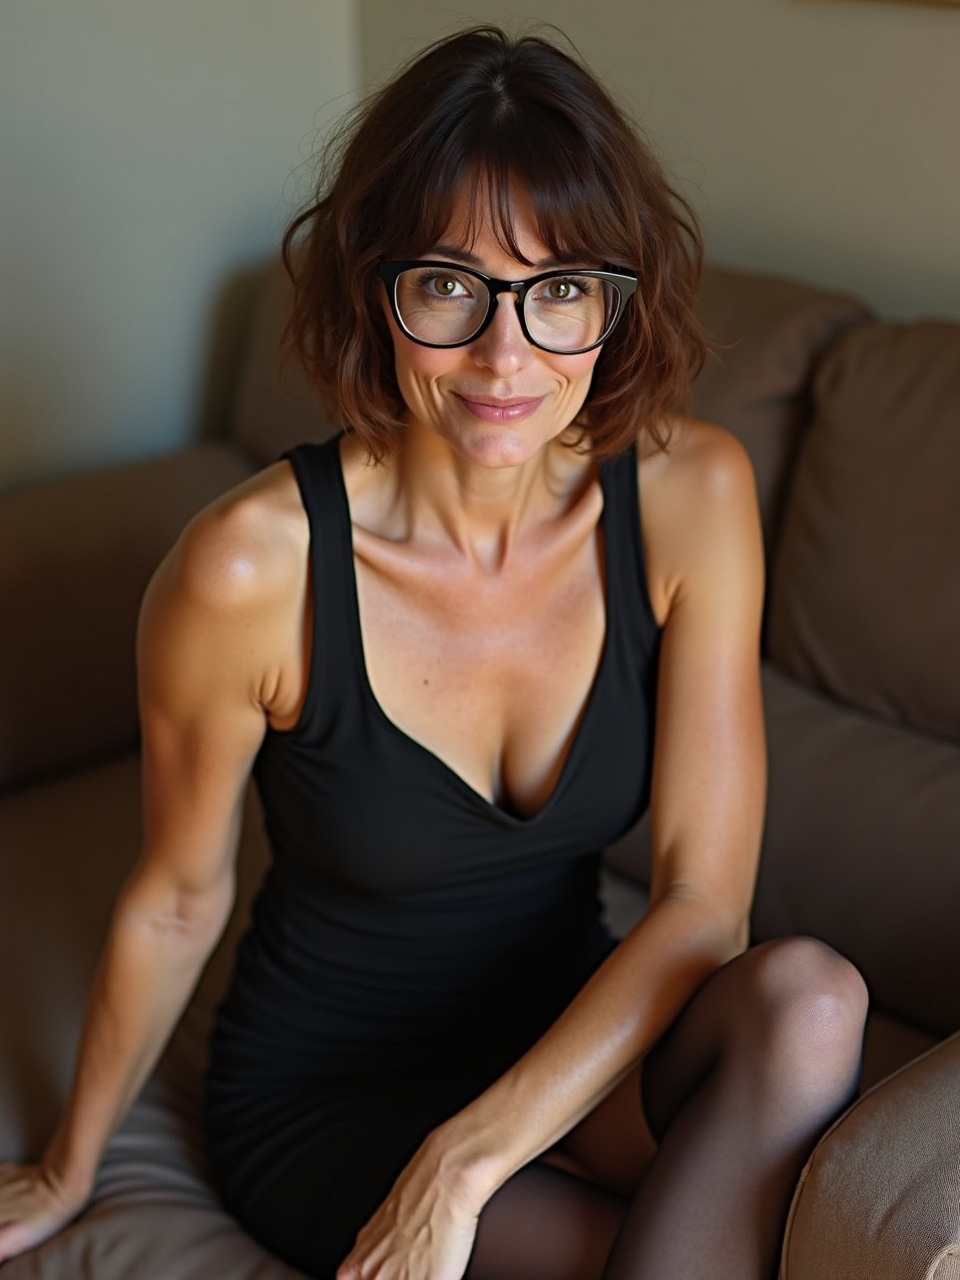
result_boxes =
[0,1162,86,1264]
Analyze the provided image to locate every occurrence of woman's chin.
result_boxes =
[447,425,550,470]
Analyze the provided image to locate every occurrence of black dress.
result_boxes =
[204,436,661,1276]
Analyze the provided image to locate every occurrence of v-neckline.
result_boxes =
[332,450,614,829]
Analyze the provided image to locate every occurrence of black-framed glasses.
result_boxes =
[377,261,639,355]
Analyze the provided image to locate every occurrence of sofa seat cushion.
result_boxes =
[767,320,960,741]
[2,1072,307,1280]
[0,753,305,1278]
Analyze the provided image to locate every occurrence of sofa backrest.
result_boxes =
[750,320,960,1035]
[692,264,872,560]
[767,319,960,743]
[0,445,254,793]
[230,260,339,465]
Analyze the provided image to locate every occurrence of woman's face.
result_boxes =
[382,185,604,470]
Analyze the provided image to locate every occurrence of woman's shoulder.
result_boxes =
[137,462,312,727]
[637,417,763,624]
[639,417,754,497]
[148,461,309,624]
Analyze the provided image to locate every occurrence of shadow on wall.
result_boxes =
[0,261,272,499]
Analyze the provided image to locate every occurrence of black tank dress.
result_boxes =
[204,435,661,1277]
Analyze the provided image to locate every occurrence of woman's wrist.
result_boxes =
[40,1131,97,1207]
[422,1115,519,1212]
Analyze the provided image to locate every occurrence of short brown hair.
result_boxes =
[282,25,707,459]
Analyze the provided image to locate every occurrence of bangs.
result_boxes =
[381,107,632,270]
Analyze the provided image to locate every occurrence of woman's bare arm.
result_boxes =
[0,472,305,1262]
[338,424,766,1280]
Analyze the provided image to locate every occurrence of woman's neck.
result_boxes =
[351,419,594,572]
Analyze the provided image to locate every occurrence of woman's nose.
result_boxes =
[469,293,531,372]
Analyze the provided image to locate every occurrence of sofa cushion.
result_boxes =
[756,664,960,1039]
[0,444,255,792]
[0,758,143,1160]
[231,260,339,466]
[780,1030,960,1280]
[2,1078,307,1279]
[606,661,960,1038]
[0,754,305,1278]
[692,265,871,556]
[860,1010,938,1094]
[767,320,960,741]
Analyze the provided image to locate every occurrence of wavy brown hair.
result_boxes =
[282,25,707,459]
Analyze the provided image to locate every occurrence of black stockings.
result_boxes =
[467,937,868,1280]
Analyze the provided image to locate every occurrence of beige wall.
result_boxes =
[359,0,960,323]
[1,0,358,491]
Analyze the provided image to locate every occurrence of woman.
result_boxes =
[0,26,867,1280]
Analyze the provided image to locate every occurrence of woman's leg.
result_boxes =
[468,936,867,1280]
[467,1162,626,1280]
[601,936,868,1280]
[237,936,865,1279]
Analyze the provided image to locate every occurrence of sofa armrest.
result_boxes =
[0,444,255,791]
[780,1030,960,1280]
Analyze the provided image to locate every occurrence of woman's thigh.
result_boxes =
[553,1066,657,1197]
[460,1068,655,1279]
[227,1092,630,1280]
[468,1160,626,1280]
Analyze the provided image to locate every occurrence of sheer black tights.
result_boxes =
[466,937,868,1280]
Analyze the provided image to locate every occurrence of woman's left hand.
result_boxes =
[335,1139,484,1280]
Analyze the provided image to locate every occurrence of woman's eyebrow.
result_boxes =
[428,242,569,271]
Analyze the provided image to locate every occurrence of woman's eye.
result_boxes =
[421,273,469,298]
[538,276,590,303]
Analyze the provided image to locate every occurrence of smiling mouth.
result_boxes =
[453,393,545,422]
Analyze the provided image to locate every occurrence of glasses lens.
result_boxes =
[392,267,625,351]
[394,267,489,345]
[524,275,621,352]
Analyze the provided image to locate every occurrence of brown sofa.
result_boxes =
[2,260,958,1279]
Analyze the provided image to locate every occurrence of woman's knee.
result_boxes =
[643,937,869,1137]
[740,937,869,1071]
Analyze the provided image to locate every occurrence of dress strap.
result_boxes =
[279,435,358,742]
[598,442,660,645]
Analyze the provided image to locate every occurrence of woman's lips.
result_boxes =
[453,393,546,423]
